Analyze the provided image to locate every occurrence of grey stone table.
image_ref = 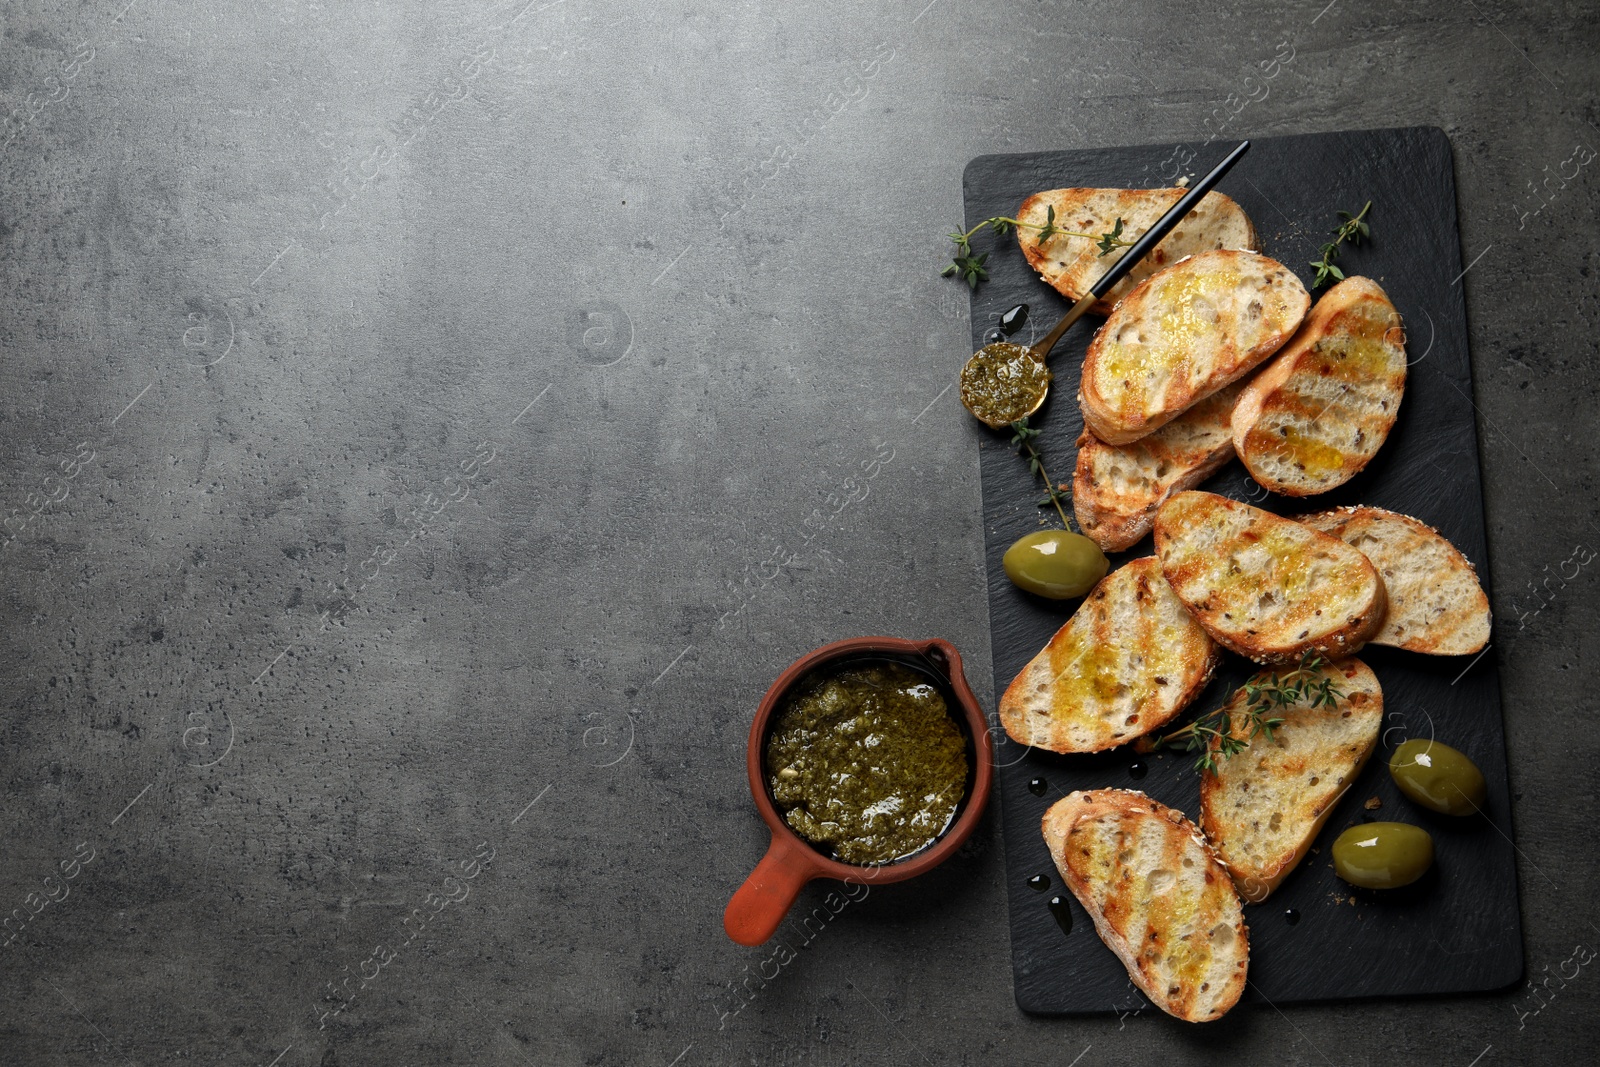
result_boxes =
[1,1,1595,1064]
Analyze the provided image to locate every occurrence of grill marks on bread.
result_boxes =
[1233,277,1407,496]
[1044,789,1248,1022]
[1300,506,1490,655]
[1080,251,1309,445]
[1199,657,1383,900]
[1073,381,1245,552]
[1016,188,1260,316]
[1154,491,1387,665]
[999,558,1219,753]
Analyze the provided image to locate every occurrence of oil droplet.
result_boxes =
[1285,908,1302,926]
[1028,777,1048,797]
[1047,894,1073,935]
[1000,303,1029,335]
[1027,874,1050,892]
[1128,760,1148,780]
[981,327,1006,345]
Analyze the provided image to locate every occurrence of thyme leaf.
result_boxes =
[1153,652,1345,773]
[942,213,1133,291]
[1310,201,1372,288]
[1009,417,1073,530]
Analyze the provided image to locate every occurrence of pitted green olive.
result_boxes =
[1388,739,1486,816]
[1002,530,1110,599]
[1332,822,1434,889]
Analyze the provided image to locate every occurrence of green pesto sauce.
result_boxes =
[958,342,1052,427]
[765,662,969,866]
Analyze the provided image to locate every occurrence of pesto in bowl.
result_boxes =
[764,660,970,866]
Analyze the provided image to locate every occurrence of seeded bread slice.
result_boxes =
[1016,188,1261,316]
[1198,657,1383,901]
[1044,789,1248,1023]
[1080,250,1310,445]
[1299,506,1490,655]
[1154,491,1387,665]
[1233,277,1407,496]
[1072,380,1247,552]
[999,557,1220,753]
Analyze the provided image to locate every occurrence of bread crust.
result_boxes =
[1073,380,1246,552]
[1080,250,1309,446]
[1154,491,1387,665]
[1016,188,1260,316]
[1198,657,1383,901]
[999,557,1219,753]
[1232,276,1407,497]
[1299,506,1490,655]
[1043,789,1248,1022]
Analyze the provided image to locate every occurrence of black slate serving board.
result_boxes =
[964,127,1522,1015]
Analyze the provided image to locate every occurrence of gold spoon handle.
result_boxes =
[1029,291,1100,363]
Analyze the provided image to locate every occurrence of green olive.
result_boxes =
[1388,739,1487,816]
[1002,530,1110,599]
[1332,822,1434,889]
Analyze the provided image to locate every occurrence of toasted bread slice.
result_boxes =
[1232,277,1407,496]
[1016,188,1260,316]
[1073,380,1247,552]
[1198,657,1383,901]
[1299,506,1490,655]
[1154,491,1387,665]
[1043,789,1248,1022]
[1080,250,1309,445]
[1000,557,1219,753]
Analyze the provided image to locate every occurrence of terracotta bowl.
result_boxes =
[723,636,994,946]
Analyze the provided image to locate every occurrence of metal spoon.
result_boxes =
[959,140,1252,429]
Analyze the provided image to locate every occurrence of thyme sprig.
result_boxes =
[1310,201,1372,287]
[1154,652,1344,774]
[1009,418,1072,529]
[942,206,1134,289]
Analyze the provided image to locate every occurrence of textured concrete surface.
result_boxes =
[0,1,1595,1065]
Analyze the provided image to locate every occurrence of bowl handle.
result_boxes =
[917,637,961,677]
[724,835,818,946]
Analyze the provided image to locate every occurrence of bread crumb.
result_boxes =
[1364,796,1382,810]
[1176,176,1191,188]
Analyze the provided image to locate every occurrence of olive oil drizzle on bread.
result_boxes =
[1044,789,1248,1022]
